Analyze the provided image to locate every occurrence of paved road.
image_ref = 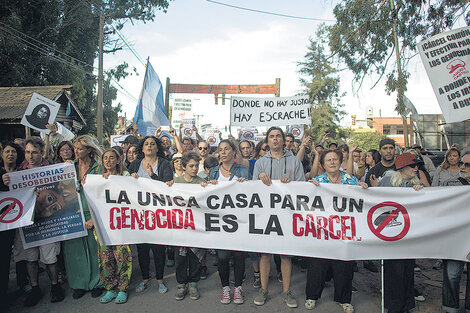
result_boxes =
[5,253,465,313]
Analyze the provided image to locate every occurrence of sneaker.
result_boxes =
[136,281,150,293]
[91,287,103,298]
[189,282,200,300]
[158,283,168,294]
[414,265,421,272]
[200,266,208,280]
[277,272,283,282]
[305,299,316,310]
[363,261,378,272]
[254,288,268,306]
[253,275,261,289]
[72,288,86,299]
[433,260,443,270]
[167,259,175,267]
[100,291,117,304]
[24,286,42,307]
[50,284,65,303]
[175,284,187,301]
[220,286,230,304]
[414,288,425,302]
[339,302,354,313]
[233,286,244,304]
[281,290,298,308]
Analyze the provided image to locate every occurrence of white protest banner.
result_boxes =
[21,93,61,134]
[84,177,470,262]
[288,124,305,139]
[180,118,197,140]
[231,95,311,127]
[240,127,257,141]
[0,189,36,231]
[418,26,470,123]
[8,163,87,248]
[204,128,220,147]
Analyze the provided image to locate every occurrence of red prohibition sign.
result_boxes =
[0,197,23,223]
[367,201,410,241]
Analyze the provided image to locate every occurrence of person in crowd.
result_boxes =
[128,136,172,295]
[54,141,75,163]
[306,149,368,312]
[120,135,139,157]
[239,140,253,159]
[440,148,470,313]
[166,152,210,301]
[3,137,65,306]
[197,140,210,178]
[378,152,424,313]
[203,156,218,176]
[338,144,349,171]
[124,144,138,169]
[64,135,103,300]
[156,127,183,160]
[0,141,25,307]
[207,140,249,305]
[182,137,195,152]
[365,139,396,187]
[14,138,26,149]
[252,126,305,308]
[285,133,295,151]
[411,144,436,178]
[406,149,431,186]
[315,144,325,153]
[98,149,132,304]
[362,149,381,181]
[171,153,184,177]
[328,142,338,150]
[432,147,461,186]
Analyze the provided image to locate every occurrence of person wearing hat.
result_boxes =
[378,152,424,313]
[120,135,139,156]
[365,138,396,187]
[411,144,436,178]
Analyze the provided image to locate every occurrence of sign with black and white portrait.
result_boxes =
[21,93,60,134]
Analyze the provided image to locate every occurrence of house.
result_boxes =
[0,85,86,141]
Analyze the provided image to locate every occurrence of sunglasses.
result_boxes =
[198,147,208,150]
[459,161,470,168]
[408,164,418,169]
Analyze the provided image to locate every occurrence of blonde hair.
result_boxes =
[440,147,460,171]
[102,148,123,175]
[388,169,421,187]
[74,135,103,162]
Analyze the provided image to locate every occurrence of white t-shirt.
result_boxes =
[218,168,238,181]
[137,160,159,179]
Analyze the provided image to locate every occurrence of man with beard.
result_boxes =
[365,139,396,187]
[157,127,182,160]
[440,148,470,313]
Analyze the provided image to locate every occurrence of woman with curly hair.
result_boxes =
[98,148,132,304]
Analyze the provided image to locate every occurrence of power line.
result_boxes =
[205,0,335,22]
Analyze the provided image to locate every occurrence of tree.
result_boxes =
[0,0,171,135]
[298,24,346,144]
[346,130,387,152]
[328,0,470,146]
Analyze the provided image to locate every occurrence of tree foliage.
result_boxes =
[346,130,388,152]
[298,24,346,143]
[0,0,171,138]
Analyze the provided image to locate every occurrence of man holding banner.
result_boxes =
[252,126,305,308]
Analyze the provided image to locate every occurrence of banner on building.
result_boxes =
[230,95,311,127]
[8,163,87,248]
[418,26,470,123]
[84,176,470,262]
[0,189,36,232]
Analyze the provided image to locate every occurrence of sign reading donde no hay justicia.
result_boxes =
[84,176,470,262]
[230,95,311,127]
[418,26,470,123]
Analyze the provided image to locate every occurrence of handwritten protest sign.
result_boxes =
[85,176,470,262]
[21,93,61,134]
[8,163,87,248]
[418,26,470,123]
[0,189,36,231]
[230,95,311,127]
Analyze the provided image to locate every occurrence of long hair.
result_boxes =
[54,141,75,163]
[254,140,267,160]
[440,147,460,171]
[137,136,165,159]
[102,148,123,175]
[366,149,381,169]
[0,141,25,168]
[387,169,421,187]
[73,135,103,162]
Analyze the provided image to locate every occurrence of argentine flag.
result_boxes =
[133,61,170,136]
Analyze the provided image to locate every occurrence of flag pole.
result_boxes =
[133,58,150,136]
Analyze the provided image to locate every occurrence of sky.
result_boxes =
[105,0,448,130]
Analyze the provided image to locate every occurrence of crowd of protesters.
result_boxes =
[0,122,469,313]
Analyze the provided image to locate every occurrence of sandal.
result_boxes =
[305,299,316,310]
[100,291,117,304]
[136,281,150,293]
[115,291,128,304]
[339,302,354,313]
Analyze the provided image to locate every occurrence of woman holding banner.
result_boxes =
[378,152,424,313]
[63,135,103,299]
[128,136,173,295]
[307,149,368,312]
[98,148,132,304]
[207,140,249,305]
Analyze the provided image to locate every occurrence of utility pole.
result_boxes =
[97,13,104,145]
[390,0,409,147]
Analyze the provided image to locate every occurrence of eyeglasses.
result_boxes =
[408,164,418,169]
[459,161,470,168]
[198,147,208,150]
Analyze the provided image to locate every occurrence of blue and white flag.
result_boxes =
[66,100,71,116]
[133,61,170,136]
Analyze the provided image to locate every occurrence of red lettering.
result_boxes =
[292,213,303,236]
[305,214,317,237]
[110,207,120,230]
[156,209,167,228]
[316,216,329,240]
[184,209,195,230]
[144,210,156,230]
[341,216,352,240]
[328,215,341,239]
[131,209,144,230]
[172,209,183,229]
[121,207,130,228]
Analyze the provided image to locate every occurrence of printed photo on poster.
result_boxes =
[21,93,61,134]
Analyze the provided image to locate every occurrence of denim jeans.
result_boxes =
[442,260,470,313]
